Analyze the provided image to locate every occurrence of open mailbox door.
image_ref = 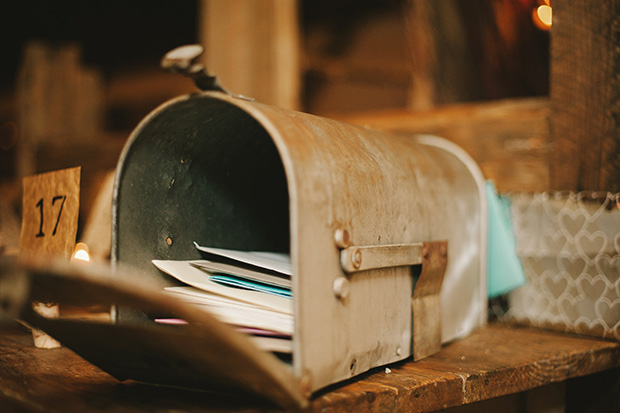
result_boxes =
[8,258,306,409]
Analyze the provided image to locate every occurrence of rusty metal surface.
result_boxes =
[413,240,448,360]
[339,242,424,274]
[112,91,487,394]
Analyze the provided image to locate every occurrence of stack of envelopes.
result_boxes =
[152,243,293,355]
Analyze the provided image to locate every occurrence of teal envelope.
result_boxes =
[486,181,526,297]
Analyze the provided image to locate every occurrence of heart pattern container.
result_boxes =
[505,191,620,340]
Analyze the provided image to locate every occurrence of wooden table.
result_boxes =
[1,321,618,412]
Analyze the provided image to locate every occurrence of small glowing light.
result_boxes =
[533,5,552,30]
[73,242,90,262]
[538,5,552,25]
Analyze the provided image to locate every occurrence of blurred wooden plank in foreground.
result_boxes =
[342,97,550,193]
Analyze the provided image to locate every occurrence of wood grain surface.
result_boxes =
[550,0,620,192]
[1,322,618,412]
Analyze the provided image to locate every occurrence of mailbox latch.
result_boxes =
[334,229,448,360]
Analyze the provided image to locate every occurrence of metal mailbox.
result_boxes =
[109,81,487,405]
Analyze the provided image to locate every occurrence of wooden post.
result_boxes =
[550,1,620,191]
[16,42,103,180]
[407,0,482,109]
[199,0,301,110]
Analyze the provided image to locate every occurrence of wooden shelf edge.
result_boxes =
[308,323,620,412]
[0,322,618,412]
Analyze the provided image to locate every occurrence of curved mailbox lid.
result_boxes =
[112,91,487,395]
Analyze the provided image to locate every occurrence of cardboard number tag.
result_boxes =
[20,167,80,259]
[20,167,80,349]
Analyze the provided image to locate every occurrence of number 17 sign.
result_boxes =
[20,167,80,259]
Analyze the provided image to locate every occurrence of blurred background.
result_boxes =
[0,0,551,259]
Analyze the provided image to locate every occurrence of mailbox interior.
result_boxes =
[113,97,291,287]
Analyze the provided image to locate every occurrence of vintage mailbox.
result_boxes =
[107,53,488,405]
[12,47,487,409]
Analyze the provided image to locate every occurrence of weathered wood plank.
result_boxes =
[199,0,301,110]
[310,323,620,411]
[16,42,104,180]
[416,324,620,404]
[1,323,618,412]
[0,324,268,412]
[310,364,464,412]
[550,0,620,191]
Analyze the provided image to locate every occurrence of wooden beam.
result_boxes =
[199,0,301,110]
[550,0,620,191]
[16,42,104,180]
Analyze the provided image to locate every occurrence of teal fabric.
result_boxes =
[486,181,526,297]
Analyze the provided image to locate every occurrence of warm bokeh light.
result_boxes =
[533,5,552,31]
[72,242,90,262]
